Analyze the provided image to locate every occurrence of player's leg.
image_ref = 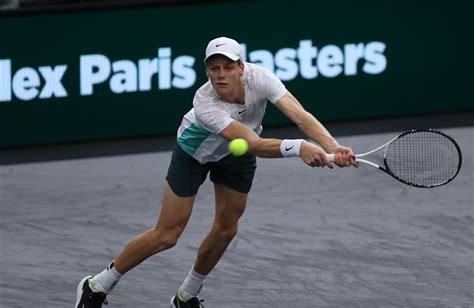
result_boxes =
[194,183,248,274]
[76,184,195,308]
[172,151,256,305]
[113,183,196,274]
[77,143,208,308]
[172,183,248,306]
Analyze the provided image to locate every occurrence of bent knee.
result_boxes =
[214,224,238,242]
[149,228,180,252]
[159,235,178,251]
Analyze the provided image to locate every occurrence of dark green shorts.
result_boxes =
[166,143,257,197]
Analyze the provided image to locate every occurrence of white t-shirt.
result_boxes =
[177,62,287,163]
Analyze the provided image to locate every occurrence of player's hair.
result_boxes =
[205,54,242,66]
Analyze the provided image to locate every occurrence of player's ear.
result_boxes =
[239,61,244,76]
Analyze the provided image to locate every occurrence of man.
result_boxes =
[76,36,358,308]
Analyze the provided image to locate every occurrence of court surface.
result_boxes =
[0,119,473,307]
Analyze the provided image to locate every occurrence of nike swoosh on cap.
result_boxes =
[216,43,226,47]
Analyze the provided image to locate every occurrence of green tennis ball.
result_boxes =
[228,138,249,156]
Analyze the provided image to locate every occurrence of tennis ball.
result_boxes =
[228,138,249,156]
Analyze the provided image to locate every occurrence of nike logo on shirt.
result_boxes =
[238,109,247,114]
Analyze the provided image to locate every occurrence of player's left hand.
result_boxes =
[330,145,359,167]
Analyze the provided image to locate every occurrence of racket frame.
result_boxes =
[327,129,462,188]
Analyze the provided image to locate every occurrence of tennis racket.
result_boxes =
[327,129,462,188]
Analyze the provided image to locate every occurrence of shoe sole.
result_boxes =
[75,275,92,308]
[170,296,177,308]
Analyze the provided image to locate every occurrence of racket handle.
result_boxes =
[326,154,357,161]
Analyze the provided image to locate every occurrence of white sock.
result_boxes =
[178,267,207,301]
[89,262,122,294]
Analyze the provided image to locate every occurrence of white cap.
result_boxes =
[204,37,242,62]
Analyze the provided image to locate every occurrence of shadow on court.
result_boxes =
[0,116,473,307]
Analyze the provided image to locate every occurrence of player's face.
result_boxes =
[206,55,244,99]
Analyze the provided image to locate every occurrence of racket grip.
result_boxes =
[326,153,357,162]
[326,154,335,162]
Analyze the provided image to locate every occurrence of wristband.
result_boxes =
[280,139,304,157]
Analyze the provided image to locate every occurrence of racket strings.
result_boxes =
[384,131,461,187]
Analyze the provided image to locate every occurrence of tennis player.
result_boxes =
[75,36,358,308]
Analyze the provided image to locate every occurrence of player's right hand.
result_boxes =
[300,141,333,168]
[330,145,359,168]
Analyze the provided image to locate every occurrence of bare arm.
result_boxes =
[219,120,334,167]
[274,91,339,152]
[218,91,356,167]
[275,91,358,167]
[219,120,282,158]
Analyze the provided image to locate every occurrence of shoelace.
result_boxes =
[187,298,204,308]
[88,293,108,307]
